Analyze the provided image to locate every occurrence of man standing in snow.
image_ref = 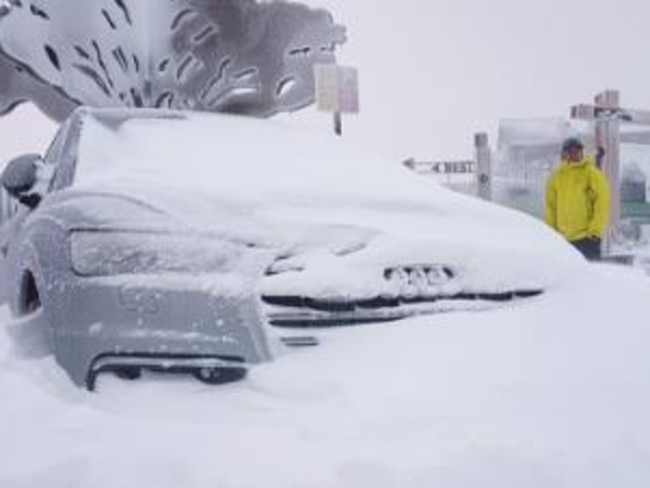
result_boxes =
[544,137,610,260]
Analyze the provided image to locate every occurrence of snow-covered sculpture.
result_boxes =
[0,0,346,121]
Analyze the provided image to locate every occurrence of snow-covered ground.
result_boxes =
[0,109,649,487]
[0,0,649,483]
[0,261,648,488]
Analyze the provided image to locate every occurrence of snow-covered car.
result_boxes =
[0,107,580,390]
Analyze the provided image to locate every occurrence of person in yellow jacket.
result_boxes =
[545,137,610,260]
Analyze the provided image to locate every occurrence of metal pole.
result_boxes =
[475,132,492,200]
[594,90,621,254]
[334,112,342,136]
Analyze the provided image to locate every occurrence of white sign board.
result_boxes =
[315,64,359,114]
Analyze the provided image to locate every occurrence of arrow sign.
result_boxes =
[403,159,475,174]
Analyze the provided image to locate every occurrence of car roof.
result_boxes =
[73,106,190,128]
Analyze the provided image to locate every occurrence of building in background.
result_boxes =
[494,119,582,218]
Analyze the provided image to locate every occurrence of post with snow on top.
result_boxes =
[314,64,359,136]
[475,132,492,201]
[594,90,621,254]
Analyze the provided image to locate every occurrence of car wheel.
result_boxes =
[193,366,247,385]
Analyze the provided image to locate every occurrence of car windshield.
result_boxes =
[69,110,564,263]
[73,110,443,209]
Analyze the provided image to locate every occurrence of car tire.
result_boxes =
[193,366,247,385]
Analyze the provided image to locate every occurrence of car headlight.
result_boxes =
[70,230,243,276]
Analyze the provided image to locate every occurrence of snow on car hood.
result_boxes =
[69,111,583,291]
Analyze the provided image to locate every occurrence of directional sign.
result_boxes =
[404,158,475,174]
[571,104,650,125]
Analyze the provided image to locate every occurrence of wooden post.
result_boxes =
[475,132,492,200]
[594,90,621,254]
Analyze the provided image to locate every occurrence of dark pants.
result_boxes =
[570,237,601,261]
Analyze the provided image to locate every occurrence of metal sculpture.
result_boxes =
[0,0,346,121]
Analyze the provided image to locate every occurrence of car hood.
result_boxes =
[42,180,583,295]
[49,112,583,292]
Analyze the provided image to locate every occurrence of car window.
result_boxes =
[48,116,82,192]
[44,120,70,164]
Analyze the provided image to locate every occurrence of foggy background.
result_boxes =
[1,0,650,164]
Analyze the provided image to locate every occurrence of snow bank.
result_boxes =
[70,111,582,296]
[0,264,649,487]
[0,110,648,487]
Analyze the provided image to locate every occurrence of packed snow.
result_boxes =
[1,0,649,483]
[0,262,649,487]
[0,111,649,487]
[66,110,582,301]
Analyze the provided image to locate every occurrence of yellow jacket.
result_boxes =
[544,156,610,241]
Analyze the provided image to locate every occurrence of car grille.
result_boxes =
[261,289,543,328]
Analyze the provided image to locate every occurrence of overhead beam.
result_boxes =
[571,103,650,126]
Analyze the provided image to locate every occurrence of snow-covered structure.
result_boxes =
[493,119,580,218]
[0,0,346,122]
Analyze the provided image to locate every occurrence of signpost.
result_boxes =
[474,133,492,201]
[404,133,493,201]
[403,158,475,175]
[314,64,359,136]
[569,90,650,253]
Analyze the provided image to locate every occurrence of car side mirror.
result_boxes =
[1,153,43,201]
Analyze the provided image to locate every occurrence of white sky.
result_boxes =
[312,0,650,160]
[2,0,650,164]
